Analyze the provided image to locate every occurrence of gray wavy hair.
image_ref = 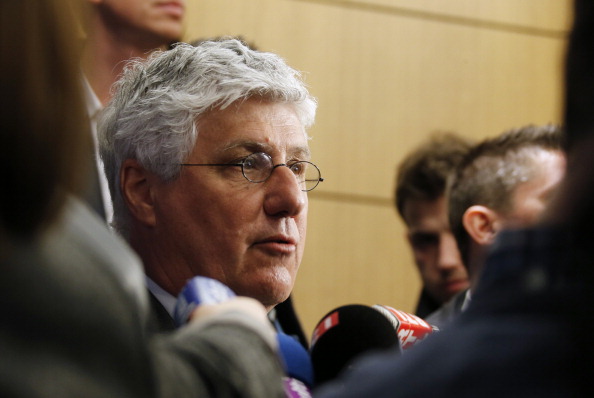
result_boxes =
[98,39,317,235]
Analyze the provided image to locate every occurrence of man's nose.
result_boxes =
[263,165,306,217]
[437,233,463,269]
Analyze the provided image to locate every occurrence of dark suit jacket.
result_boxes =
[273,295,309,349]
[148,291,177,333]
[414,288,441,319]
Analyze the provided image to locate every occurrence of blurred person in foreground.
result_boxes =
[394,133,472,318]
[313,1,594,396]
[426,124,565,330]
[98,39,322,332]
[0,1,285,397]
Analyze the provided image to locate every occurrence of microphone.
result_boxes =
[310,304,400,386]
[310,304,437,386]
[174,276,236,326]
[174,276,314,397]
[277,332,314,397]
[372,305,438,350]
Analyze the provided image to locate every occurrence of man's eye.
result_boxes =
[289,162,306,176]
[241,157,257,170]
[241,152,271,171]
[410,233,439,249]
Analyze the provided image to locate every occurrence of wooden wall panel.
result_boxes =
[295,199,418,338]
[182,0,571,337]
[294,0,571,32]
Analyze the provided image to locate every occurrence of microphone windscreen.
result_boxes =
[310,304,401,386]
[277,332,314,388]
[283,377,312,398]
[173,276,236,326]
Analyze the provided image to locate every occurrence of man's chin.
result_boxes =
[230,268,295,306]
[241,287,292,311]
[442,281,470,299]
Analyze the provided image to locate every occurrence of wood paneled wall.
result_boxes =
[182,0,571,340]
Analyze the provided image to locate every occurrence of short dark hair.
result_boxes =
[448,124,565,262]
[395,132,474,221]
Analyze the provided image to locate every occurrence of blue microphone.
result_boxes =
[174,276,236,326]
[277,332,314,396]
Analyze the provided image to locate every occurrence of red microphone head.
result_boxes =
[372,305,438,350]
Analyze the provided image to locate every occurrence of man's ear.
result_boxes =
[462,205,501,246]
[120,159,156,227]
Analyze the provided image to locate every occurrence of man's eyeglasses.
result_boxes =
[180,152,324,192]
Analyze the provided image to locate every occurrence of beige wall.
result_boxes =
[182,0,572,339]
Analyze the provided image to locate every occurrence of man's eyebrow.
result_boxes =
[221,141,272,153]
[289,146,311,160]
[220,142,311,159]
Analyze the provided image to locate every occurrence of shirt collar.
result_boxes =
[145,276,177,317]
[81,74,103,120]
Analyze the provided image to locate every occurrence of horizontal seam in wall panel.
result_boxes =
[309,190,394,207]
[288,0,568,39]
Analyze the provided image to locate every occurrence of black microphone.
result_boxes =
[310,304,401,386]
[310,304,438,387]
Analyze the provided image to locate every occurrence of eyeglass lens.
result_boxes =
[241,152,321,191]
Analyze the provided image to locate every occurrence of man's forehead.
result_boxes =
[403,197,445,221]
[404,200,452,235]
[195,101,309,152]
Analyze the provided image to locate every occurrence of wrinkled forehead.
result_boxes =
[194,99,310,157]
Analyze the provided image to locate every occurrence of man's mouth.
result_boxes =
[444,279,468,292]
[253,235,297,254]
[155,1,185,18]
